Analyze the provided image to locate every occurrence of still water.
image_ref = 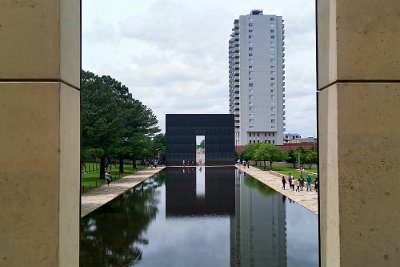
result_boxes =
[80,167,318,267]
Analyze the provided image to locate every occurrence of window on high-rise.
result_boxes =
[249,23,253,27]
[270,29,275,33]
[249,47,253,51]
[271,35,275,39]
[249,83,253,87]
[270,17,275,21]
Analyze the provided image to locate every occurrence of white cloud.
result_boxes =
[83,0,316,136]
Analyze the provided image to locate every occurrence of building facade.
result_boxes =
[229,10,285,146]
[165,114,234,166]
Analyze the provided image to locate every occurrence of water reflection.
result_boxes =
[166,167,235,216]
[232,169,287,267]
[80,173,164,266]
[80,168,318,266]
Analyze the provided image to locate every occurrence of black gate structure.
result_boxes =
[166,114,235,166]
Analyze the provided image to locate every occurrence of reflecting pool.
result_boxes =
[80,167,318,266]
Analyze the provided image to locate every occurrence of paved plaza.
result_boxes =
[81,167,165,217]
[237,165,318,214]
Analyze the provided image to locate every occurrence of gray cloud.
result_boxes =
[83,0,317,136]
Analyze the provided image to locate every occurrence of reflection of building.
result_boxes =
[165,167,235,216]
[231,169,287,266]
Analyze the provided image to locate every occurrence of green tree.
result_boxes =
[242,143,260,162]
[151,133,166,160]
[294,146,307,168]
[81,70,125,179]
[254,143,286,170]
[81,70,160,176]
[285,149,297,168]
[304,149,318,169]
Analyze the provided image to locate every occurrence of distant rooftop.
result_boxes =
[250,9,263,15]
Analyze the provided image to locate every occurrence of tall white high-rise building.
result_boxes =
[229,10,285,146]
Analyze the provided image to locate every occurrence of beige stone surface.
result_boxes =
[317,0,337,89]
[318,86,340,267]
[318,0,400,89]
[319,83,400,266]
[336,83,400,267]
[59,84,80,267]
[60,0,81,88]
[0,83,60,267]
[0,0,80,87]
[81,167,165,218]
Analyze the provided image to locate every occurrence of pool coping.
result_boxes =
[237,165,319,214]
[81,167,165,218]
[81,165,318,218]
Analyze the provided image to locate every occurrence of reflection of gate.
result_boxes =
[166,114,235,166]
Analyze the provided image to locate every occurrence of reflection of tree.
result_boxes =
[80,173,165,266]
[244,176,276,196]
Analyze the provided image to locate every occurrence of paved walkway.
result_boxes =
[237,165,318,214]
[81,167,165,218]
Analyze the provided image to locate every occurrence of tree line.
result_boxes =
[81,70,165,179]
[238,142,318,170]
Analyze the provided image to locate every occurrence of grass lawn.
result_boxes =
[81,163,147,188]
[255,165,318,182]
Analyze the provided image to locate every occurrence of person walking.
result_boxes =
[294,178,300,192]
[105,172,111,186]
[315,176,319,192]
[299,175,304,191]
[288,173,293,190]
[306,173,312,191]
[281,175,286,190]
[247,161,250,168]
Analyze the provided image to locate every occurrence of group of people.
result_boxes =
[236,159,250,168]
[281,173,319,192]
[181,160,197,166]
[149,159,159,169]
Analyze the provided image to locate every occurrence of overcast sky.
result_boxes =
[83,0,316,137]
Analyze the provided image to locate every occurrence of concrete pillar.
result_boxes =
[0,1,80,266]
[318,1,400,266]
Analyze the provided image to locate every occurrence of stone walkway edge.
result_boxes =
[81,165,318,218]
[237,165,319,214]
[81,167,165,218]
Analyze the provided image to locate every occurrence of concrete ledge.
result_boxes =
[81,167,165,217]
[237,165,318,214]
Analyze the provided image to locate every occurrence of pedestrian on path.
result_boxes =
[105,172,111,186]
[315,176,319,192]
[306,173,312,191]
[300,175,305,191]
[288,173,293,190]
[247,161,250,168]
[294,178,300,192]
[281,175,286,190]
